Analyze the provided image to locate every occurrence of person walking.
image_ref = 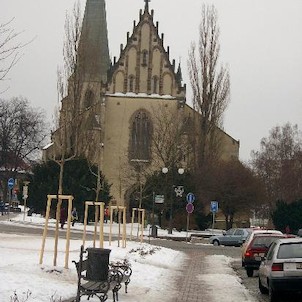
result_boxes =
[0,199,5,215]
[71,207,78,227]
[60,207,67,229]
[104,206,109,223]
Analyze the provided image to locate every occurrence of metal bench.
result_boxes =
[110,260,132,295]
[73,246,122,302]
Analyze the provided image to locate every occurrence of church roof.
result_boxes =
[107,1,186,97]
[79,0,110,83]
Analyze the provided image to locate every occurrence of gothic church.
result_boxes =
[43,0,239,206]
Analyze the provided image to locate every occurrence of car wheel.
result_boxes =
[213,240,220,246]
[269,282,279,302]
[246,268,254,277]
[258,277,268,294]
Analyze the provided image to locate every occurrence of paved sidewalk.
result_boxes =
[173,249,211,302]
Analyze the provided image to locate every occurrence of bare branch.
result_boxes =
[187,4,230,166]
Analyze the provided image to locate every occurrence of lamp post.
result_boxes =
[23,181,30,221]
[162,167,184,234]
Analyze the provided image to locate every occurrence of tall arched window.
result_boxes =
[129,110,152,161]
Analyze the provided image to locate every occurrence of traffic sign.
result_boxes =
[186,192,195,203]
[210,201,218,213]
[186,203,194,214]
[154,195,164,204]
[8,178,14,189]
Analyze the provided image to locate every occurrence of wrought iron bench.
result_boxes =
[73,246,122,302]
[109,260,132,295]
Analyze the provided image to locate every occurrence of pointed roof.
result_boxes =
[107,1,186,98]
[144,0,150,12]
[79,0,110,83]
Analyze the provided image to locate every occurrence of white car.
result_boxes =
[242,229,282,266]
[258,237,302,302]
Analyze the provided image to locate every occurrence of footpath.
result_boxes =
[172,249,211,302]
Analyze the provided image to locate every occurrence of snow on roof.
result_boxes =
[106,92,176,99]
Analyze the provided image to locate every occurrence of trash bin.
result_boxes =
[151,225,158,237]
[86,248,111,281]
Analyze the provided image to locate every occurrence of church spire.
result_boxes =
[78,0,110,83]
[144,0,150,12]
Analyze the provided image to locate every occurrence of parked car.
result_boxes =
[209,228,251,247]
[243,234,287,277]
[10,206,21,212]
[242,229,283,266]
[297,229,302,237]
[258,237,302,301]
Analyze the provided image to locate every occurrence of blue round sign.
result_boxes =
[186,192,195,203]
[8,178,15,189]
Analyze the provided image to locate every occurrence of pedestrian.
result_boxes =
[104,206,109,223]
[60,207,67,229]
[0,199,4,216]
[71,207,78,226]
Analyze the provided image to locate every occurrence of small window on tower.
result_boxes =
[152,76,158,94]
[129,75,135,92]
[84,90,94,108]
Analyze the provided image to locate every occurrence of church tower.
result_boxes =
[79,0,110,83]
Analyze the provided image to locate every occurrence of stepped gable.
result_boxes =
[107,3,186,99]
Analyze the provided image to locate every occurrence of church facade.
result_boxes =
[43,0,239,206]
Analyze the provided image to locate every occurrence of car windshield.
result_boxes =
[251,236,282,248]
[277,243,302,259]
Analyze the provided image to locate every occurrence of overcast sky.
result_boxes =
[1,0,302,162]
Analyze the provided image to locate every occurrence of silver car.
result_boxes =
[209,228,251,246]
[258,237,302,302]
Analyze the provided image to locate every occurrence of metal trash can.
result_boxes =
[86,248,111,281]
[151,225,158,237]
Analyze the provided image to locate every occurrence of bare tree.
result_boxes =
[0,19,29,91]
[213,160,265,229]
[151,104,191,170]
[251,123,302,207]
[52,1,83,195]
[0,96,47,201]
[188,4,230,166]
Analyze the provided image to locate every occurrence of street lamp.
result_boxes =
[23,181,30,221]
[162,167,184,234]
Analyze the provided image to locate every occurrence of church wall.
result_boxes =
[102,95,179,205]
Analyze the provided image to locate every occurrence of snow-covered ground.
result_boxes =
[0,212,257,302]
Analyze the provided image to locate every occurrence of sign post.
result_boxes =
[7,178,14,220]
[210,201,219,229]
[186,193,195,241]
